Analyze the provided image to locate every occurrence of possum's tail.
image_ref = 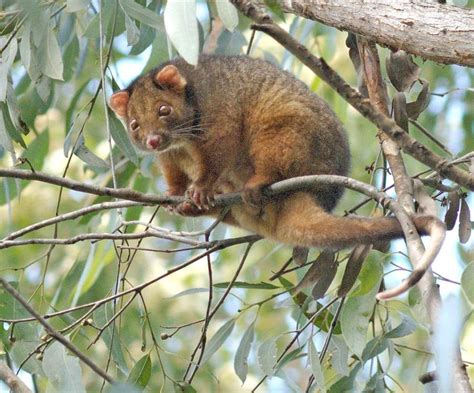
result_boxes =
[267,192,446,300]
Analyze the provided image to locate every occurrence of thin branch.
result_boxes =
[0,278,115,384]
[0,361,31,393]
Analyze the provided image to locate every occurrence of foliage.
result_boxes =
[0,0,473,392]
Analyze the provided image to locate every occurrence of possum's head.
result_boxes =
[109,65,197,152]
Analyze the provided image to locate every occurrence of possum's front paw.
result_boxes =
[242,183,265,208]
[174,201,206,216]
[186,183,215,210]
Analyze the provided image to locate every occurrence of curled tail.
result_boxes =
[267,193,446,299]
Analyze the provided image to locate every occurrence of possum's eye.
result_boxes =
[129,119,140,131]
[158,105,172,117]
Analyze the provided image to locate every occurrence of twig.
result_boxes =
[0,361,31,393]
[0,278,115,384]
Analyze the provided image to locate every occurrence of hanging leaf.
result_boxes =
[124,13,141,46]
[66,0,89,12]
[234,321,255,384]
[42,342,86,393]
[0,38,17,101]
[384,316,417,339]
[37,24,64,80]
[74,140,110,170]
[361,336,388,362]
[294,250,335,294]
[461,262,474,305]
[386,50,420,92]
[459,196,472,243]
[308,340,326,392]
[108,108,139,165]
[407,79,430,119]
[200,319,235,365]
[257,336,278,377]
[392,92,409,132]
[444,191,460,230]
[340,258,382,358]
[413,179,436,215]
[338,244,372,297]
[127,354,152,389]
[164,0,199,65]
[216,0,239,32]
[120,0,164,30]
[292,246,309,265]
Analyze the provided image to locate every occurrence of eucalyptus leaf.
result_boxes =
[108,108,139,165]
[461,262,474,305]
[340,258,382,358]
[234,321,255,383]
[42,342,86,393]
[338,245,372,297]
[66,0,89,12]
[257,336,278,377]
[459,197,472,243]
[200,319,235,365]
[120,0,164,30]
[127,354,152,389]
[308,340,326,392]
[164,0,199,65]
[386,50,420,92]
[445,191,460,230]
[216,0,239,32]
[38,25,64,80]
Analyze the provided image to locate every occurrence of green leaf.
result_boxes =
[216,0,239,32]
[127,354,152,389]
[200,319,235,365]
[361,337,388,362]
[461,262,474,305]
[120,0,164,30]
[124,13,141,46]
[38,24,64,80]
[66,0,89,12]
[328,363,362,393]
[234,321,255,383]
[42,342,86,393]
[213,281,279,290]
[257,336,278,377]
[22,129,49,171]
[108,108,139,165]
[167,288,208,299]
[164,0,199,65]
[384,316,417,339]
[340,258,382,358]
[309,340,326,392]
[74,139,110,170]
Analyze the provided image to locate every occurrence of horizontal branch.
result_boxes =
[279,0,474,67]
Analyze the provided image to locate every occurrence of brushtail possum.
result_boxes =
[109,55,445,299]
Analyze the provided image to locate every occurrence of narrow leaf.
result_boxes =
[294,250,335,293]
[413,179,436,215]
[444,191,460,230]
[393,92,408,131]
[406,78,430,119]
[119,0,164,30]
[216,0,239,32]
[338,245,372,297]
[38,25,64,80]
[127,354,152,389]
[213,281,279,290]
[234,321,255,384]
[200,319,235,365]
[385,50,420,92]
[385,316,417,339]
[309,341,326,392]
[257,336,278,377]
[108,108,139,165]
[461,262,474,305]
[164,0,199,65]
[459,197,471,243]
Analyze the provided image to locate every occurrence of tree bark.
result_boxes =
[278,0,474,67]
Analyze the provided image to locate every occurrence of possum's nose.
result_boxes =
[146,134,162,150]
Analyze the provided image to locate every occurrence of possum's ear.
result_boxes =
[154,65,187,92]
[109,91,130,117]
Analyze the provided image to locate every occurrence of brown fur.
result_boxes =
[109,55,437,252]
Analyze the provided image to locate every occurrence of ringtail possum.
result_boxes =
[110,55,445,299]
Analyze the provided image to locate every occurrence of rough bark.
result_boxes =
[279,0,474,67]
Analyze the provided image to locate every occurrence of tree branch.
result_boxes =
[278,0,474,67]
[0,361,31,393]
[0,279,115,384]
